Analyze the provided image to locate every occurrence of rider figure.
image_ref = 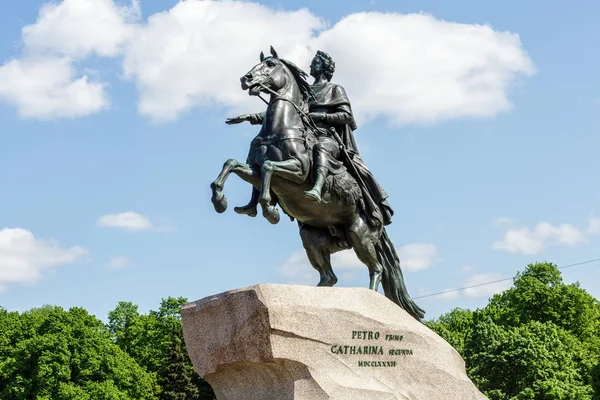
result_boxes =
[303,51,348,203]
[227,50,393,226]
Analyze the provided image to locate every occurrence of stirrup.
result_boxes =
[304,189,322,202]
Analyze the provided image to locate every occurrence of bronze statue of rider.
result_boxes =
[226,50,393,227]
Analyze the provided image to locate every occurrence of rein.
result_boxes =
[257,83,323,134]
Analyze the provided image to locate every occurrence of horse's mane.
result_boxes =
[278,58,315,104]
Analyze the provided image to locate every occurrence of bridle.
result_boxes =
[255,81,322,134]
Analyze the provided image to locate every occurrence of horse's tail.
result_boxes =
[376,228,425,321]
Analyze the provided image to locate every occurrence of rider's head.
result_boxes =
[311,50,335,81]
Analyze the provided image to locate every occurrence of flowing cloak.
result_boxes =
[309,82,394,226]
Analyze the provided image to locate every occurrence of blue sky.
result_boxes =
[1,0,599,321]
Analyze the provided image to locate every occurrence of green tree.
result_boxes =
[0,305,157,400]
[592,361,600,400]
[159,336,210,400]
[426,307,473,355]
[466,318,593,399]
[108,297,215,399]
[107,301,142,357]
[487,262,600,340]
[428,262,600,400]
[152,297,187,320]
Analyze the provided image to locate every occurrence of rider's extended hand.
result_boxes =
[225,114,249,125]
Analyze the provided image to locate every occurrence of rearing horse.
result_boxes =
[210,47,425,321]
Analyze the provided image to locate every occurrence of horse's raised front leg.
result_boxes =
[259,158,304,224]
[210,159,259,214]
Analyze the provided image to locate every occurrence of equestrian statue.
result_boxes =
[210,47,425,321]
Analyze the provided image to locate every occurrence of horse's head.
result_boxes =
[240,46,293,97]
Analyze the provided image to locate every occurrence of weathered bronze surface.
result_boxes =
[212,47,424,320]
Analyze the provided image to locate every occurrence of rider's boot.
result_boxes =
[304,171,327,202]
[235,188,259,217]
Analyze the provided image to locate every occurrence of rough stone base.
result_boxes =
[182,284,488,400]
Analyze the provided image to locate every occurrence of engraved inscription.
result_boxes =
[329,330,414,367]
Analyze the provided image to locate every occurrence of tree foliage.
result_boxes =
[592,361,600,400]
[0,298,215,400]
[428,262,600,400]
[159,336,211,400]
[4,262,597,400]
[0,306,157,400]
[425,307,473,355]
[108,297,215,400]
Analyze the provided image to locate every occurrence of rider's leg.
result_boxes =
[234,187,259,217]
[305,139,337,202]
[304,166,328,202]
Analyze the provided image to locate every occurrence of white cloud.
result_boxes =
[314,12,535,124]
[21,0,138,58]
[122,0,323,121]
[280,249,365,285]
[331,250,364,269]
[492,221,586,255]
[97,211,153,231]
[0,0,137,118]
[398,243,439,271]
[280,250,316,285]
[123,2,534,123]
[106,256,132,270]
[0,228,87,290]
[587,218,600,234]
[1,0,534,123]
[0,57,109,119]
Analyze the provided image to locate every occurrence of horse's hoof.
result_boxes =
[263,206,280,225]
[369,274,382,291]
[234,206,257,217]
[211,192,228,213]
[326,274,338,287]
[317,275,338,287]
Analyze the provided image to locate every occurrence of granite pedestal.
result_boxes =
[182,284,488,400]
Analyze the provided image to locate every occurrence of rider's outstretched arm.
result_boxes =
[248,111,265,125]
[226,111,265,125]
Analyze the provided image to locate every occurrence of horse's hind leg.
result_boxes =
[299,223,341,286]
[347,214,383,291]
